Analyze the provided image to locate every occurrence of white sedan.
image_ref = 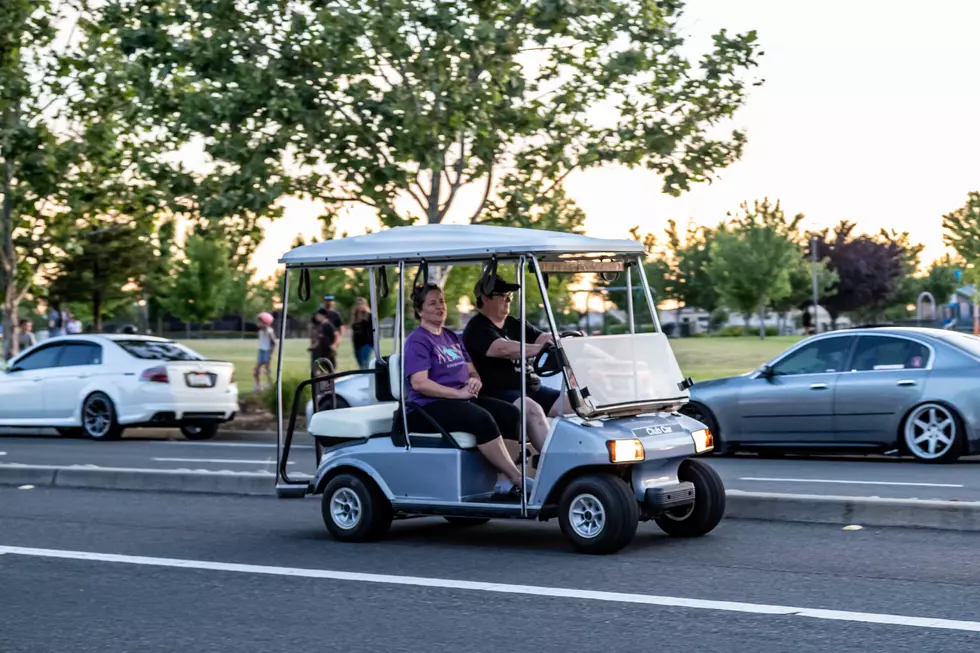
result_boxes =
[0,334,239,440]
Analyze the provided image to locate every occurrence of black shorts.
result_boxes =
[406,397,520,446]
[484,385,562,415]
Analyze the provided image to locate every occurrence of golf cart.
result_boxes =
[274,224,723,554]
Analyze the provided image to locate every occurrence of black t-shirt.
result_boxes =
[351,315,374,348]
[315,307,344,330]
[315,321,338,358]
[463,313,544,395]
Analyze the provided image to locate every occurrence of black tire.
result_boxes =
[679,402,727,455]
[655,458,726,537]
[321,473,392,542]
[317,394,350,412]
[180,424,219,441]
[81,392,123,441]
[558,473,639,555]
[443,517,491,527]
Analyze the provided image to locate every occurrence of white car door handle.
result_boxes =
[810,383,828,390]
[897,379,917,387]
[30,376,42,382]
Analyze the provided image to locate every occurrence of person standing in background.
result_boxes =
[350,297,374,369]
[48,303,67,337]
[253,312,278,391]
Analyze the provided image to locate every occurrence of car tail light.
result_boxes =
[140,366,169,383]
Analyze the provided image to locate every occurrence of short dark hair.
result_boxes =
[412,283,442,320]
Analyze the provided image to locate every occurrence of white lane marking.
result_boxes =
[739,477,964,488]
[0,546,978,633]
[151,457,293,465]
[0,452,6,456]
[163,442,312,449]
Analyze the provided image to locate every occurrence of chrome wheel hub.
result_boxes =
[906,405,955,459]
[84,399,111,437]
[330,488,362,530]
[569,494,605,539]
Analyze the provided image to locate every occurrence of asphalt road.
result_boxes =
[2,486,980,652]
[2,432,980,500]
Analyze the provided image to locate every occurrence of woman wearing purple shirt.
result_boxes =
[403,284,528,494]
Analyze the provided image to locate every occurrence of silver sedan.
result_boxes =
[680,327,980,462]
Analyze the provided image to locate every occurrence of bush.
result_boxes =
[718,325,779,337]
[261,374,312,417]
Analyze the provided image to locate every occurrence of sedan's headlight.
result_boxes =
[607,439,645,463]
[691,428,714,453]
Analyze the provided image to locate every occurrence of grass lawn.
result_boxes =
[181,335,802,396]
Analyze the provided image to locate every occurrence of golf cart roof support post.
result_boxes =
[397,261,410,451]
[635,255,663,332]
[368,266,381,360]
[275,267,290,485]
[529,253,576,404]
[518,256,528,517]
[626,264,636,335]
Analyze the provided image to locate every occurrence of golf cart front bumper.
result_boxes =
[644,482,695,512]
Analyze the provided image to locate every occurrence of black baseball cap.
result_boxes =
[473,274,520,299]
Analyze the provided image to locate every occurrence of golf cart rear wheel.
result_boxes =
[321,473,392,542]
[180,424,219,441]
[558,474,639,555]
[655,458,726,537]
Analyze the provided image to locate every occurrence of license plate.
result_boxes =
[186,372,215,388]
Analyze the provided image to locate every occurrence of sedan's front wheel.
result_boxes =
[180,424,219,441]
[82,393,123,441]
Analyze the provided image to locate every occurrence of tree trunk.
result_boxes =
[742,312,750,336]
[92,289,103,333]
[758,298,766,340]
[1,144,20,359]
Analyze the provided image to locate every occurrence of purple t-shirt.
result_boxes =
[402,326,471,406]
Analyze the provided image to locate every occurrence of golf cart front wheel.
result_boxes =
[655,458,726,537]
[321,473,392,542]
[558,474,639,555]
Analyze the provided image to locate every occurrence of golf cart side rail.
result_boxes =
[278,368,374,488]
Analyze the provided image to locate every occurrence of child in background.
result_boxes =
[254,312,278,391]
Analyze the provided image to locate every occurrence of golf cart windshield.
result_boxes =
[561,332,690,416]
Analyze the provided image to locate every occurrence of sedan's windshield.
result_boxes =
[114,340,206,361]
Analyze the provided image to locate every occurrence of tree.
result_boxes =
[812,221,920,327]
[771,255,837,333]
[158,234,232,331]
[705,199,802,338]
[943,191,980,262]
[46,221,154,331]
[1,1,68,356]
[99,0,762,282]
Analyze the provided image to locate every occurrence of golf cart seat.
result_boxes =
[307,354,478,449]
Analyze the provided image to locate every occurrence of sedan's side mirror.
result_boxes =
[759,364,774,379]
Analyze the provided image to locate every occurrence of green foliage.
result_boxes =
[705,199,802,338]
[261,374,311,417]
[943,191,980,262]
[97,0,762,236]
[159,234,232,326]
[772,253,837,317]
[46,221,154,331]
[718,324,778,337]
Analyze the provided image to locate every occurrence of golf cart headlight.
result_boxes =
[691,428,714,453]
[607,439,645,463]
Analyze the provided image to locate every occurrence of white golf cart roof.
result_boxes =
[279,224,645,268]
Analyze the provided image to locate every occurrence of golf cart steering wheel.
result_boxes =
[559,330,584,339]
[532,343,563,377]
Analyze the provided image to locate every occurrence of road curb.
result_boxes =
[0,464,276,496]
[4,466,980,531]
[725,490,980,531]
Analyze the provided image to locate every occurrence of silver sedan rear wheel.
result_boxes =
[904,403,960,463]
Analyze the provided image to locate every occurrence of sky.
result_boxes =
[250,0,980,279]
